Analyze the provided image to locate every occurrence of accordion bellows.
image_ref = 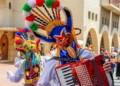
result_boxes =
[56,55,110,86]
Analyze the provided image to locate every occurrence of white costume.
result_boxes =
[14,52,25,67]
[7,56,50,83]
[14,57,25,68]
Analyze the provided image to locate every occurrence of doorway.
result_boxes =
[0,34,8,60]
[86,28,98,53]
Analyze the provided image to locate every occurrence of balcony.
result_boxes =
[0,27,19,32]
[101,0,120,14]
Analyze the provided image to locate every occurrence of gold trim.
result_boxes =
[25,76,40,84]
[45,20,65,33]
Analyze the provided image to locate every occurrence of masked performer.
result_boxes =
[22,0,113,86]
[7,28,41,86]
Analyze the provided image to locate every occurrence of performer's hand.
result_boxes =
[103,61,112,73]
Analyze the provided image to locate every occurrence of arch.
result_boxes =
[100,31,110,52]
[85,28,98,54]
[112,33,118,50]
[101,25,109,34]
[112,28,118,36]
[0,34,8,60]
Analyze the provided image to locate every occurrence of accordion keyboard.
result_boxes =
[56,65,75,86]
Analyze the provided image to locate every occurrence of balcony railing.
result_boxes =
[102,0,120,14]
[109,0,120,8]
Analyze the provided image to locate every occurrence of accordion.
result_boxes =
[56,55,110,86]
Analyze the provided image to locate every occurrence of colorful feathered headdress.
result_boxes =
[22,0,81,43]
[22,0,81,59]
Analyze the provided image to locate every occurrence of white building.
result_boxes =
[0,0,27,61]
[61,0,120,54]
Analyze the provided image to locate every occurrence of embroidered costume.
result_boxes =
[8,28,40,86]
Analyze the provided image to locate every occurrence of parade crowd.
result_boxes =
[100,48,120,80]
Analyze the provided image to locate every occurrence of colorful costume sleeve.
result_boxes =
[33,32,56,43]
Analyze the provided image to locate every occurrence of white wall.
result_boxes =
[84,0,101,32]
[0,0,13,27]
[0,0,28,28]
[60,0,84,40]
[12,0,28,28]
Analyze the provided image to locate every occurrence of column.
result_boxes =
[118,16,120,49]
[109,11,112,35]
[109,11,112,53]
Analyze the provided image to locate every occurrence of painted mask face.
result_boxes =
[54,27,70,47]
[55,32,73,47]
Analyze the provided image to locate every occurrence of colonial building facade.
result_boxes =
[0,0,27,61]
[60,0,120,54]
[0,0,120,61]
